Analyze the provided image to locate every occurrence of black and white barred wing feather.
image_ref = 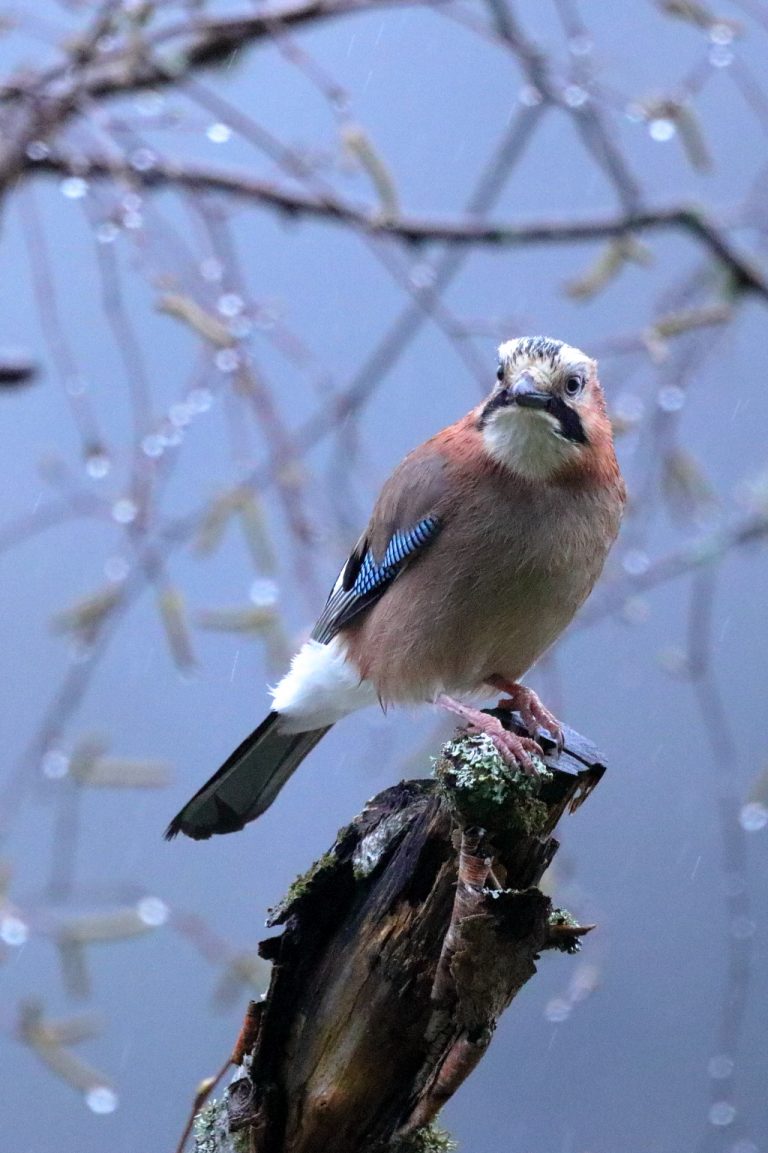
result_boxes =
[312,515,442,644]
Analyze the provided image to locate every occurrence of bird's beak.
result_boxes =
[512,373,551,411]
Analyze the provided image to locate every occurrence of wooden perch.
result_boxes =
[194,711,606,1153]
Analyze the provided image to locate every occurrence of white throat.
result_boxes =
[482,407,577,480]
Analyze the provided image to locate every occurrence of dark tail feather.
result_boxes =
[164,712,331,840]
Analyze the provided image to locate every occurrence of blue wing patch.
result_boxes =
[312,515,441,643]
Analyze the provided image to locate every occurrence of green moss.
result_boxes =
[286,850,337,902]
[231,1131,250,1153]
[434,733,551,836]
[268,849,339,923]
[392,1120,457,1152]
[549,907,579,930]
[193,1098,252,1153]
[547,906,584,954]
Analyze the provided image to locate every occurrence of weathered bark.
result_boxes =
[206,711,605,1153]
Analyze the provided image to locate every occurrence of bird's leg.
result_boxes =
[488,677,564,753]
[436,694,543,776]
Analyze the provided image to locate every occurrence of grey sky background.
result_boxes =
[1,2,767,1151]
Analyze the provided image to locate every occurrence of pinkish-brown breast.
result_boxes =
[343,427,624,704]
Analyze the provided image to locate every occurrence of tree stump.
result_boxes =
[196,711,606,1153]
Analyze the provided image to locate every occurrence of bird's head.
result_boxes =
[477,336,615,483]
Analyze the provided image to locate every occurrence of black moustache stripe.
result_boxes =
[477,388,511,428]
[478,391,587,443]
[549,396,587,444]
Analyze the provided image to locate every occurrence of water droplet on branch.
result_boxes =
[649,118,676,142]
[0,915,29,946]
[739,802,768,832]
[112,498,138,525]
[41,749,71,779]
[61,177,89,200]
[136,897,169,927]
[85,1086,118,1115]
[708,1101,736,1127]
[206,122,232,143]
[85,451,111,479]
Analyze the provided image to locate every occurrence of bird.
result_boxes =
[166,335,625,841]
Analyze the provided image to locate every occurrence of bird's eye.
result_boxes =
[496,364,505,382]
[565,375,584,397]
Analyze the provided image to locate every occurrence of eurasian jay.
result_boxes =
[166,336,625,840]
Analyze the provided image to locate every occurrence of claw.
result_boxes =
[436,694,544,776]
[491,679,564,754]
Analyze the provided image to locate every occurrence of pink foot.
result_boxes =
[489,678,564,753]
[437,695,544,776]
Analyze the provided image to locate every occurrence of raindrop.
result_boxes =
[518,85,543,107]
[708,1102,736,1128]
[26,140,50,161]
[544,998,571,1023]
[206,122,232,144]
[123,211,143,231]
[169,403,193,428]
[710,23,734,45]
[141,433,164,458]
[104,555,130,582]
[622,548,650,576]
[85,451,111,479]
[129,147,157,173]
[0,915,29,947]
[568,33,593,56]
[136,896,169,927]
[249,578,279,607]
[409,262,436,290]
[41,749,71,779]
[123,192,142,212]
[217,292,244,317]
[61,176,88,200]
[657,385,686,412]
[112,498,138,525]
[200,257,224,283]
[708,1054,735,1080]
[215,348,240,373]
[187,387,213,413]
[96,221,119,245]
[709,45,733,68]
[564,85,589,108]
[649,118,676,143]
[739,801,768,832]
[85,1086,118,1115]
[625,103,645,123]
[730,915,755,940]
